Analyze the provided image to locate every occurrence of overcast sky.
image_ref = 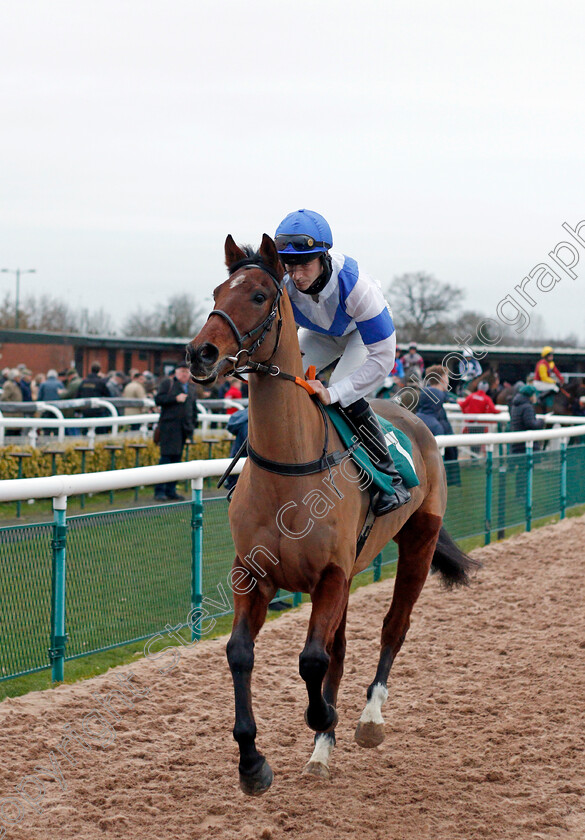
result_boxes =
[1,0,584,342]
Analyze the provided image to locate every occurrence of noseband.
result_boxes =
[208,258,283,372]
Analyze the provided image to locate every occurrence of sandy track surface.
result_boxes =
[1,517,584,840]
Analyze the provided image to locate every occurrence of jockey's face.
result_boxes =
[284,257,322,292]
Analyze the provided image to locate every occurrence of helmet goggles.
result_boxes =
[275,233,331,254]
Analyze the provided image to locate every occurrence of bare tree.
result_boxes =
[78,307,116,335]
[0,293,79,332]
[161,294,207,338]
[121,294,206,337]
[0,292,15,328]
[121,308,162,337]
[447,309,502,345]
[388,272,465,343]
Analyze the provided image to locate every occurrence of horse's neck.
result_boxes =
[247,297,324,462]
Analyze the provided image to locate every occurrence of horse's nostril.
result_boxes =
[199,343,219,364]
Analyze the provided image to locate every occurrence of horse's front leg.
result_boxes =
[299,563,349,736]
[304,602,348,781]
[226,567,275,796]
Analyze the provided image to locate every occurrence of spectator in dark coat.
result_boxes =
[78,362,110,433]
[19,368,33,401]
[224,408,249,492]
[510,385,544,454]
[154,363,198,501]
[106,371,125,399]
[416,366,455,434]
[78,362,110,400]
[415,365,459,479]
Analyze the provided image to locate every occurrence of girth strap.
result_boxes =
[246,440,360,477]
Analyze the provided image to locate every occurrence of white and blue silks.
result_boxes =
[285,252,396,407]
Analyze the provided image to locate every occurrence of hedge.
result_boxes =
[0,436,232,481]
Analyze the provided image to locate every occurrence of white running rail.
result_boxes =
[1,423,585,503]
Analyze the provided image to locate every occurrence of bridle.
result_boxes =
[208,257,284,375]
[205,256,360,495]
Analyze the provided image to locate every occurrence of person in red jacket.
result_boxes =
[224,376,243,415]
[458,380,499,446]
[459,381,499,415]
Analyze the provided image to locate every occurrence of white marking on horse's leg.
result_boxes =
[355,683,388,748]
[309,733,335,766]
[303,733,334,780]
[359,682,388,724]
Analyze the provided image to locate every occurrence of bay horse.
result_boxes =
[494,377,585,415]
[187,234,478,795]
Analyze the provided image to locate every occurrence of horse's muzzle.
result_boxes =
[186,341,220,380]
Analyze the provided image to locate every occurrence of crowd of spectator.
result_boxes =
[1,345,573,485]
[0,363,171,409]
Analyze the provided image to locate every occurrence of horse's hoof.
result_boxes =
[239,759,273,796]
[303,760,331,781]
[354,721,385,748]
[304,704,338,733]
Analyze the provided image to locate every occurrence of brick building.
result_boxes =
[0,329,190,377]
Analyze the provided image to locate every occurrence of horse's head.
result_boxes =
[187,233,285,384]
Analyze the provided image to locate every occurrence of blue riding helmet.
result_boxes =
[275,209,333,257]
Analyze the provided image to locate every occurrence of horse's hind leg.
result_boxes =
[304,602,348,781]
[300,562,349,736]
[226,571,275,795]
[355,510,441,748]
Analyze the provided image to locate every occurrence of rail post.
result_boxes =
[373,552,382,582]
[560,438,568,519]
[50,495,68,681]
[496,442,507,540]
[191,477,204,641]
[525,442,534,532]
[484,445,493,545]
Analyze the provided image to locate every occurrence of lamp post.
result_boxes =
[1,268,36,329]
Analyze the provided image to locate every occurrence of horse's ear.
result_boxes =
[259,233,281,271]
[225,235,247,269]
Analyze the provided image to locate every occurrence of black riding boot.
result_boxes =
[342,400,411,516]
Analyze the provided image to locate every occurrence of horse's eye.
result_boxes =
[253,293,267,304]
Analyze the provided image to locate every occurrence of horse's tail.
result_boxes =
[430,527,481,588]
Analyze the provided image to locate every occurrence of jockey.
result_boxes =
[534,346,564,410]
[458,349,482,388]
[534,346,565,389]
[275,208,411,515]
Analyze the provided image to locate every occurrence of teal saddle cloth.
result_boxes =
[324,406,420,496]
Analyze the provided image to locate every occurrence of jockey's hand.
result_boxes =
[307,379,331,405]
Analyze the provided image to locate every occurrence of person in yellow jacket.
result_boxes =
[534,346,565,409]
[534,346,565,386]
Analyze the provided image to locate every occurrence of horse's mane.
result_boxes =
[240,245,259,260]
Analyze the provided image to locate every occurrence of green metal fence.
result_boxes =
[1,442,585,683]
